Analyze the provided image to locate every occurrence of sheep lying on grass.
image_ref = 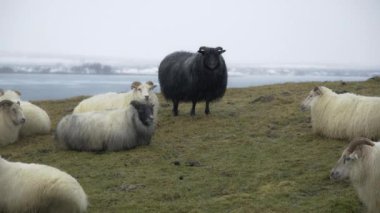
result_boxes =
[18,101,51,136]
[0,89,51,136]
[0,100,25,146]
[301,86,380,140]
[0,156,87,213]
[73,81,159,124]
[0,89,20,101]
[330,137,379,213]
[55,100,155,152]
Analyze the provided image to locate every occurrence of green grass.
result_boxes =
[2,78,380,212]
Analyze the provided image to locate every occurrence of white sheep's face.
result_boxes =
[330,150,358,181]
[1,100,25,126]
[133,82,157,101]
[300,87,322,111]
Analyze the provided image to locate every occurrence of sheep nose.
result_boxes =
[20,118,26,124]
[145,96,149,101]
[330,171,338,180]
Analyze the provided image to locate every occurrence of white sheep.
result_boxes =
[73,81,159,124]
[330,137,380,213]
[301,86,380,140]
[55,100,155,152]
[0,89,51,136]
[18,101,51,136]
[0,89,21,101]
[0,100,25,146]
[0,156,87,212]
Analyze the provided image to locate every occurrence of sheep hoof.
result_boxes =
[205,110,210,115]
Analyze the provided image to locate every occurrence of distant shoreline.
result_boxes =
[0,73,371,101]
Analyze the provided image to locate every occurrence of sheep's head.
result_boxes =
[0,100,25,126]
[0,90,22,102]
[300,86,322,111]
[131,81,157,101]
[130,100,154,126]
[330,137,375,181]
[198,46,226,70]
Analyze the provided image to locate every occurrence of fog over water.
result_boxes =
[0,0,379,100]
[1,0,380,68]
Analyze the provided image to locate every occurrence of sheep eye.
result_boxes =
[343,157,352,164]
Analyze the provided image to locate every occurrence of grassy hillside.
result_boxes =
[1,78,379,212]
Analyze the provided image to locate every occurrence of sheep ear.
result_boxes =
[145,81,157,90]
[216,47,226,54]
[313,87,322,95]
[131,81,142,90]
[349,153,359,160]
[14,90,21,96]
[198,47,206,54]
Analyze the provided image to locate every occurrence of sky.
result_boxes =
[0,0,380,67]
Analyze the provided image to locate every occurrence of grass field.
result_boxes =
[1,78,379,212]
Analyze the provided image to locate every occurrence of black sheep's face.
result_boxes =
[130,101,154,126]
[198,46,226,70]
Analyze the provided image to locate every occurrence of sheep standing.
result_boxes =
[158,46,227,116]
[55,100,155,152]
[0,100,25,146]
[301,86,380,140]
[0,89,51,136]
[73,81,159,124]
[330,137,380,213]
[0,156,87,213]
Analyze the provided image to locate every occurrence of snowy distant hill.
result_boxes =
[0,53,379,76]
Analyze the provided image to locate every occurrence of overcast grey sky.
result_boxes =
[1,0,379,67]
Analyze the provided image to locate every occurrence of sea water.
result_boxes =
[0,73,370,101]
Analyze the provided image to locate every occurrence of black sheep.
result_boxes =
[158,46,227,116]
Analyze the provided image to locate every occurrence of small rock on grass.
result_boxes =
[250,95,275,104]
[172,160,181,166]
[119,183,145,192]
[185,160,201,167]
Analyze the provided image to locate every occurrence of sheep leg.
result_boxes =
[205,101,210,115]
[190,100,197,116]
[172,100,179,116]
